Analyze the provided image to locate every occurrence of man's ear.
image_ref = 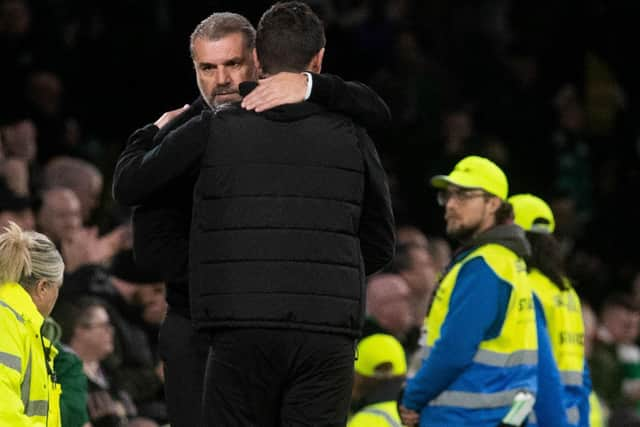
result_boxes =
[308,48,325,74]
[488,196,502,215]
[252,48,263,76]
[32,279,48,302]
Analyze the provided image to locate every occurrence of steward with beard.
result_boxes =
[399,156,566,427]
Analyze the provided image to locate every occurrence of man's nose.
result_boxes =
[214,67,231,86]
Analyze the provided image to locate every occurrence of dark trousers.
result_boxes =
[158,308,210,427]
[203,328,356,427]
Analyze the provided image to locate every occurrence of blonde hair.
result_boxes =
[0,222,64,289]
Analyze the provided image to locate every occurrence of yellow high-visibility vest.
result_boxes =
[0,282,61,427]
[348,401,402,427]
[424,244,537,411]
[528,269,584,383]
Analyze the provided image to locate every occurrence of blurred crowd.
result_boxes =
[2,0,640,426]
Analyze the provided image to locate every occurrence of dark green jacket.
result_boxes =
[54,344,90,427]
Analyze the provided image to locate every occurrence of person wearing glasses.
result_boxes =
[0,221,64,426]
[399,156,566,427]
[54,296,158,427]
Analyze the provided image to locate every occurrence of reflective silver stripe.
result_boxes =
[429,389,521,409]
[362,408,402,427]
[422,345,432,359]
[567,406,579,424]
[0,300,25,323]
[0,351,21,373]
[424,346,537,366]
[20,350,32,411]
[473,349,538,367]
[560,370,583,386]
[24,400,48,416]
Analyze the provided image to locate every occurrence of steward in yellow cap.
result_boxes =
[400,156,567,427]
[510,193,591,427]
[349,334,406,427]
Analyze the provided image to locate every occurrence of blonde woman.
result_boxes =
[0,221,64,426]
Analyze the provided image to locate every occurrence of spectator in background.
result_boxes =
[583,302,598,360]
[348,334,407,427]
[0,117,38,166]
[42,156,103,223]
[396,225,429,249]
[426,236,452,273]
[551,84,593,223]
[24,70,88,166]
[0,221,64,426]
[389,240,438,357]
[0,156,30,196]
[591,293,640,413]
[0,0,41,110]
[37,187,82,246]
[583,302,607,427]
[56,248,166,424]
[37,187,129,274]
[363,273,413,342]
[53,338,90,427]
[631,271,640,312]
[54,296,158,427]
[136,281,167,328]
[99,250,167,423]
[0,178,34,229]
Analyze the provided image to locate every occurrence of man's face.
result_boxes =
[379,279,413,337]
[75,306,114,360]
[0,119,37,161]
[604,306,640,344]
[400,247,437,296]
[137,282,168,325]
[192,33,257,108]
[38,189,82,244]
[439,185,496,242]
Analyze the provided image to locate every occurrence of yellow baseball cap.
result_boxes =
[355,334,407,378]
[430,155,508,200]
[509,193,555,234]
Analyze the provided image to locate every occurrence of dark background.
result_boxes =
[2,0,639,307]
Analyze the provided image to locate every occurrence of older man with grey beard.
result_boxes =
[113,5,393,426]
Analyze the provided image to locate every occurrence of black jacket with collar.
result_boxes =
[116,74,393,320]
[114,98,394,336]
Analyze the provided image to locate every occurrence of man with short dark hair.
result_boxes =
[113,3,395,426]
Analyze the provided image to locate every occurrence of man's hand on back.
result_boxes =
[241,72,308,112]
[154,104,190,129]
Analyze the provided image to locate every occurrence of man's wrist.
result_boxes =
[302,72,313,101]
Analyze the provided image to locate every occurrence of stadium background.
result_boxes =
[2,0,639,307]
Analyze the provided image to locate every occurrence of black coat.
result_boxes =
[124,97,204,317]
[114,76,394,335]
